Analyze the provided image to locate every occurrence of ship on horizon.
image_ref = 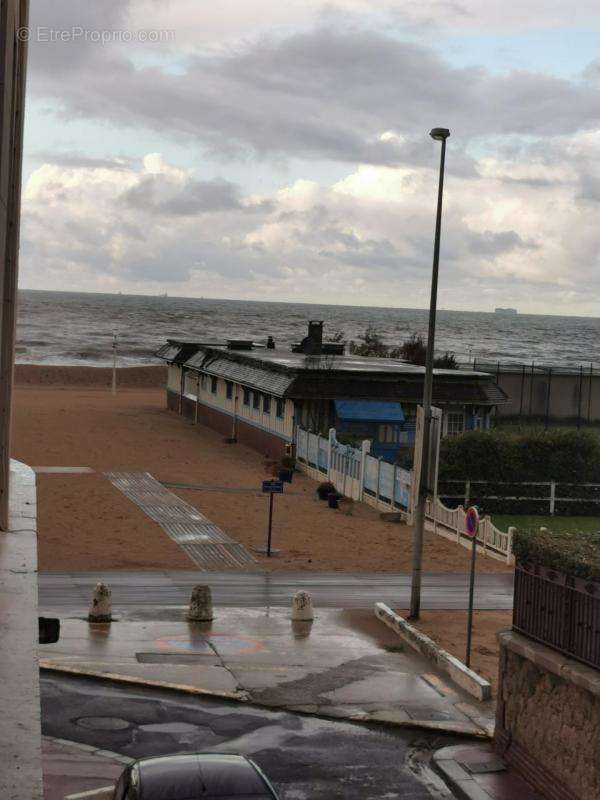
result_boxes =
[494,307,518,315]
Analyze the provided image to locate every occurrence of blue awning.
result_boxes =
[334,400,405,423]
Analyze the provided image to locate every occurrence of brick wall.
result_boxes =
[494,631,600,800]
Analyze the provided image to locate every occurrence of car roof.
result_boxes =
[136,753,276,798]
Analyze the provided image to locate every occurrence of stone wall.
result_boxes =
[495,630,600,800]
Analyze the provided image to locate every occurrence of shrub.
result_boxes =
[513,527,600,583]
[439,429,600,484]
[317,481,336,500]
[281,455,296,470]
[438,429,600,514]
[348,325,388,357]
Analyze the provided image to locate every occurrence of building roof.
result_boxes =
[157,340,508,405]
[196,354,295,396]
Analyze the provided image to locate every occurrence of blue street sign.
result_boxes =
[262,479,284,494]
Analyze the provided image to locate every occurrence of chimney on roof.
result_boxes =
[299,321,323,355]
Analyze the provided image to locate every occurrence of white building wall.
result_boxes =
[167,363,181,392]
[178,365,295,441]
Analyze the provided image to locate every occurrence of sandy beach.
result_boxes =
[13,365,512,575]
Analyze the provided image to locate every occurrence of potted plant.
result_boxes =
[327,491,342,509]
[317,481,335,501]
[278,466,293,483]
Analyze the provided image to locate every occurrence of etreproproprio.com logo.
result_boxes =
[17,26,176,44]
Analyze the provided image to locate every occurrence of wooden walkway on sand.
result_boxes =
[105,471,257,570]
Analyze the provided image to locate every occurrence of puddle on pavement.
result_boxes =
[76,716,130,731]
[139,722,203,734]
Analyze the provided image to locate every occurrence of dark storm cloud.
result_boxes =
[120,174,272,216]
[27,21,600,167]
[467,229,540,257]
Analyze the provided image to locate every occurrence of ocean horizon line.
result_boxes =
[17,288,599,322]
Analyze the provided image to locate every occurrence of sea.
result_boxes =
[15,289,600,369]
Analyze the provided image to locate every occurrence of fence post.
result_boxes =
[464,479,470,508]
[375,457,382,504]
[359,439,370,502]
[507,527,516,565]
[327,428,335,480]
[549,480,556,516]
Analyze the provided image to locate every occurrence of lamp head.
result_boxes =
[430,127,450,141]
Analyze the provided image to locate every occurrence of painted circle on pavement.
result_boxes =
[154,632,267,656]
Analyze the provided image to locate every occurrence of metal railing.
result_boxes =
[513,562,600,669]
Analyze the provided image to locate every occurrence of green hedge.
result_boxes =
[513,527,600,583]
[439,429,600,483]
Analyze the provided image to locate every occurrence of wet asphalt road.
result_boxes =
[41,674,458,799]
[39,570,513,611]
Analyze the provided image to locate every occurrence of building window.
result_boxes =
[243,387,250,406]
[210,376,218,394]
[252,391,260,410]
[225,381,233,400]
[446,412,465,436]
[378,424,400,444]
[276,398,285,419]
[263,394,271,414]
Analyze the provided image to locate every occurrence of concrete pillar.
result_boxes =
[88,583,112,623]
[188,585,214,621]
[291,590,314,621]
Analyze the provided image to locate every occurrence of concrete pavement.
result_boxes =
[433,744,542,800]
[39,570,514,612]
[40,607,495,737]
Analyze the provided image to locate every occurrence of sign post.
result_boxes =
[260,479,284,556]
[464,506,479,668]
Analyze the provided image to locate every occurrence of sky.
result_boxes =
[17,0,600,314]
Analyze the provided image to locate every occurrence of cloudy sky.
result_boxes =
[18,1,600,314]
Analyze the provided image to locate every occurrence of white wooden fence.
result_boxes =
[295,426,513,563]
[441,478,600,516]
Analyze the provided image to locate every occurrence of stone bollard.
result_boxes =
[291,590,314,621]
[88,582,112,623]
[188,585,214,621]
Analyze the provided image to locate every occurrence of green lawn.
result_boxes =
[493,514,600,534]
[494,421,600,438]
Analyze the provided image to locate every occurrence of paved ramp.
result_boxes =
[105,472,257,570]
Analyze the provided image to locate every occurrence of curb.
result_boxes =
[44,735,133,767]
[41,662,489,739]
[433,745,496,800]
[40,661,251,703]
[374,603,492,701]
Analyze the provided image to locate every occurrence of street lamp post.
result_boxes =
[409,127,450,620]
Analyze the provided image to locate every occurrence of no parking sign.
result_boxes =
[465,506,480,538]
